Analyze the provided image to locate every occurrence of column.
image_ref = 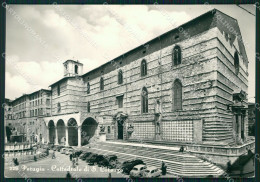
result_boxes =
[55,127,58,145]
[47,129,49,144]
[65,126,69,146]
[237,115,241,141]
[78,126,81,147]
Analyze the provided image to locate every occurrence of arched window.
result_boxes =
[87,102,90,113]
[100,77,104,91]
[141,59,147,76]
[107,126,111,134]
[118,69,123,84]
[141,87,148,113]
[57,103,61,113]
[75,65,78,74]
[172,45,181,66]
[173,80,182,111]
[87,82,90,94]
[234,51,239,75]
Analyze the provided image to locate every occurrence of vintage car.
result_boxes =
[98,155,118,168]
[129,164,147,178]
[142,166,161,178]
[80,152,92,160]
[121,159,145,174]
[87,154,105,165]
[60,148,67,154]
[106,155,118,168]
[56,146,65,152]
[65,149,74,155]
[74,150,83,157]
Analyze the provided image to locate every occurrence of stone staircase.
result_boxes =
[83,141,224,177]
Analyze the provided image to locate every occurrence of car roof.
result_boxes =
[146,166,158,170]
[134,164,146,168]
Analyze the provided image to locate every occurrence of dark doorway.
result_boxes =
[48,120,55,144]
[118,120,124,140]
[81,117,98,146]
[57,119,65,145]
[68,118,78,146]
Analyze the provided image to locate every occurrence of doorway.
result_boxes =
[118,120,124,140]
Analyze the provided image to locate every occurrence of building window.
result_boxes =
[35,109,37,116]
[118,69,123,84]
[141,87,148,113]
[108,126,111,134]
[173,79,182,111]
[57,103,61,113]
[141,59,147,76]
[46,99,50,105]
[100,77,104,91]
[117,95,124,108]
[87,82,90,94]
[87,102,90,113]
[172,45,181,66]
[75,65,78,74]
[57,84,60,96]
[234,51,239,75]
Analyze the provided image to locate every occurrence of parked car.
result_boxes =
[122,159,145,174]
[80,152,92,160]
[57,146,65,152]
[66,149,74,155]
[84,153,96,161]
[142,166,161,178]
[53,146,58,151]
[75,150,83,157]
[87,154,105,165]
[60,148,67,154]
[98,155,118,168]
[130,164,147,178]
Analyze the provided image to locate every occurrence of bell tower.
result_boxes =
[63,60,83,77]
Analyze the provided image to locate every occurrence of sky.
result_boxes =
[5,4,256,102]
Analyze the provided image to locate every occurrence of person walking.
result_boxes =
[66,171,71,178]
[161,161,167,175]
[69,154,72,161]
[52,151,55,159]
[72,158,76,168]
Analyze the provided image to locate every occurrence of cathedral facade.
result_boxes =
[5,9,254,164]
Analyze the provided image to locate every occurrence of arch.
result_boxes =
[141,59,147,76]
[234,51,239,75]
[81,117,98,146]
[100,77,104,91]
[75,65,78,74]
[67,118,78,146]
[48,120,55,144]
[118,69,123,84]
[141,87,148,113]
[57,119,66,145]
[172,45,182,66]
[173,79,182,111]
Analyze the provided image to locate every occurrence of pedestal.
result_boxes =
[99,132,106,142]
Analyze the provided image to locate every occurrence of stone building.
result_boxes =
[5,9,254,164]
[5,89,51,143]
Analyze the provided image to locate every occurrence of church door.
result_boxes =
[118,120,124,140]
